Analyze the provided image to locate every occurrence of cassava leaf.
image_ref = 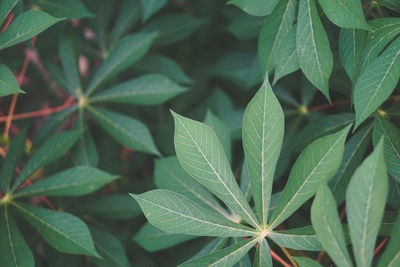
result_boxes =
[268,226,323,251]
[0,0,19,26]
[131,189,257,237]
[0,64,24,96]
[346,139,388,267]
[253,238,272,267]
[377,215,400,267]
[31,0,93,19]
[227,0,279,16]
[242,75,284,227]
[140,0,167,22]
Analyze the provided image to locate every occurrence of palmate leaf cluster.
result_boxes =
[0,0,399,266]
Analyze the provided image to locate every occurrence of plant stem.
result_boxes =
[373,237,389,257]
[271,249,292,267]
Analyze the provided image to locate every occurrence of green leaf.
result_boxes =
[0,64,24,96]
[59,33,82,95]
[311,184,353,267]
[227,13,264,40]
[240,161,252,202]
[253,238,272,267]
[15,166,118,197]
[131,189,256,237]
[297,0,333,100]
[273,26,299,84]
[377,215,400,267]
[45,61,77,96]
[140,0,167,22]
[13,202,100,257]
[293,257,323,267]
[74,194,142,219]
[31,0,93,19]
[0,0,19,26]
[258,0,295,71]
[358,18,400,76]
[179,237,258,267]
[242,76,284,227]
[0,10,63,50]
[376,0,400,12]
[0,206,34,267]
[90,227,130,267]
[204,110,232,164]
[191,238,229,259]
[268,226,323,251]
[134,54,193,84]
[110,0,141,45]
[227,0,279,16]
[90,74,187,105]
[12,130,81,191]
[87,106,160,155]
[373,114,400,182]
[0,127,27,192]
[172,111,260,229]
[72,110,99,166]
[339,29,367,84]
[354,36,400,129]
[86,32,158,95]
[330,123,372,203]
[33,106,77,146]
[268,125,350,230]
[346,139,388,267]
[134,222,196,252]
[141,14,206,46]
[154,156,229,218]
[318,0,370,30]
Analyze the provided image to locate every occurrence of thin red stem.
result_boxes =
[373,237,389,257]
[271,249,292,267]
[310,99,351,111]
[0,12,14,34]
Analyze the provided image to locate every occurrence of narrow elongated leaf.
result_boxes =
[140,0,167,22]
[339,29,367,83]
[91,227,130,267]
[293,257,323,267]
[191,238,229,259]
[204,110,232,164]
[86,32,158,94]
[0,206,34,267]
[0,127,27,192]
[242,76,284,227]
[377,215,400,267]
[131,190,256,237]
[110,0,141,45]
[179,237,258,267]
[13,202,100,257]
[268,226,323,251]
[172,111,260,229]
[31,0,93,19]
[330,123,372,203]
[273,26,299,84]
[376,0,400,12]
[45,61,77,97]
[88,107,160,156]
[74,194,142,219]
[373,114,400,182]
[12,130,81,191]
[0,64,24,96]
[155,156,229,218]
[0,0,19,25]
[59,33,82,95]
[311,184,353,267]
[268,126,350,230]
[141,14,206,46]
[354,36,400,128]
[90,74,187,105]
[134,54,193,84]
[240,161,252,202]
[0,10,62,50]
[134,222,196,252]
[15,166,118,197]
[346,140,388,267]
[318,0,370,30]
[359,18,400,75]
[253,238,272,267]
[258,0,295,71]
[297,0,333,100]
[33,106,77,146]
[228,0,279,16]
